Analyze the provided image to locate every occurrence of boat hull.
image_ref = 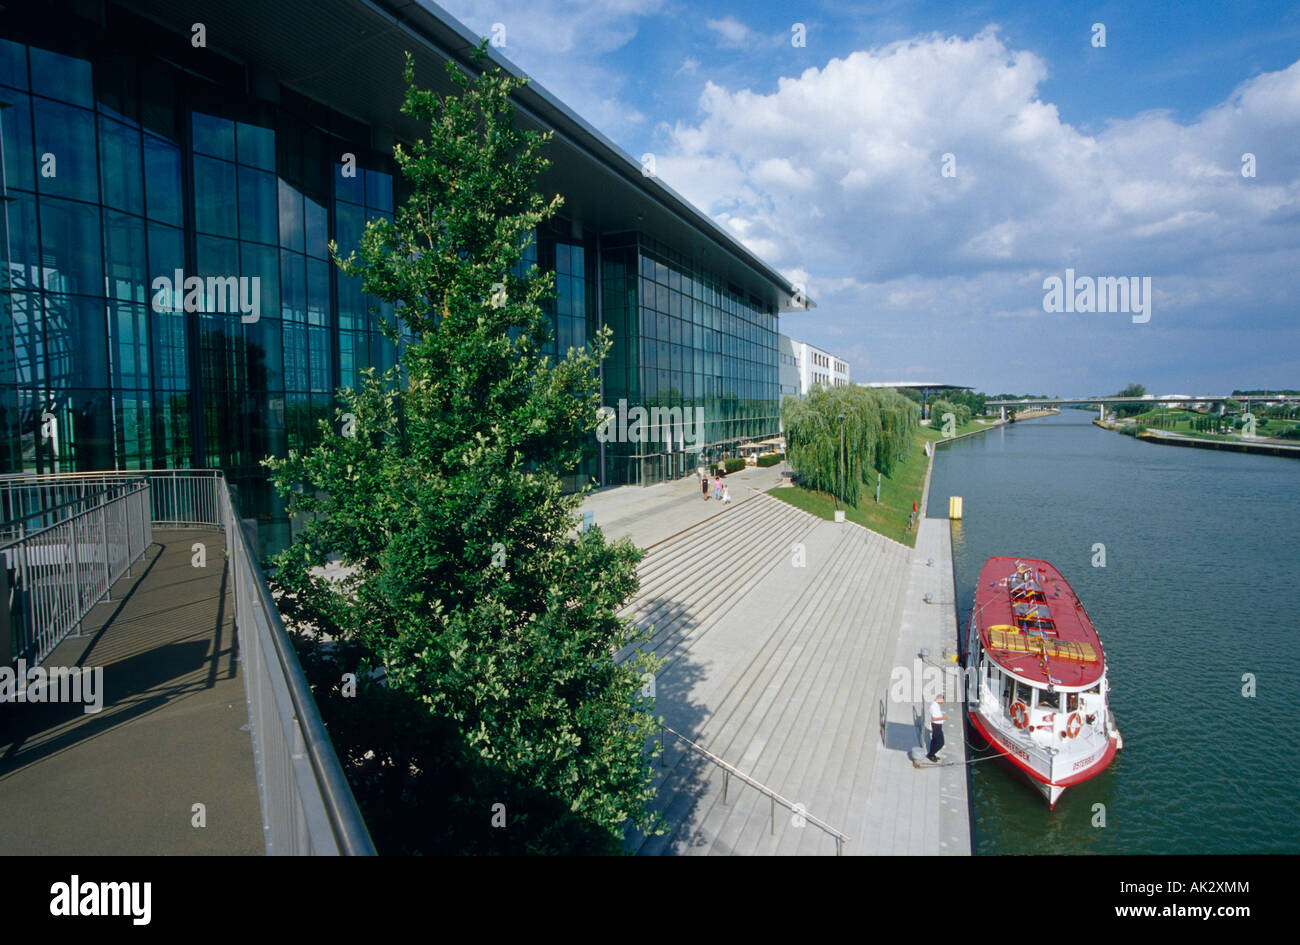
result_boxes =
[968,709,1118,809]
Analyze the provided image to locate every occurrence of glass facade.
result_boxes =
[0,12,785,550]
[602,233,780,485]
[0,28,402,551]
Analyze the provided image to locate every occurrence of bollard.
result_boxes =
[948,495,963,520]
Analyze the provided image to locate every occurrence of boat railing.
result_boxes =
[660,724,849,855]
[984,695,1108,764]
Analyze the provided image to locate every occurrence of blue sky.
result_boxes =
[437,0,1300,396]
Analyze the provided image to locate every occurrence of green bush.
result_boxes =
[928,398,971,433]
[756,452,784,467]
[721,457,746,474]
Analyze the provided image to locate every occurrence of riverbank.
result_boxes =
[769,409,1062,548]
[768,432,929,547]
[1093,419,1300,458]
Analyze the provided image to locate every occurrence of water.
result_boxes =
[927,411,1300,854]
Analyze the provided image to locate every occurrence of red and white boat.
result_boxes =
[963,557,1122,808]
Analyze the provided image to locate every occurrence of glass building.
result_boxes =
[0,0,808,552]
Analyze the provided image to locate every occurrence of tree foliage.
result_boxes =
[928,398,972,431]
[265,47,660,853]
[1114,382,1149,417]
[783,386,918,505]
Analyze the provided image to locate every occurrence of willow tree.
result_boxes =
[265,47,660,853]
[784,386,919,505]
[872,387,920,474]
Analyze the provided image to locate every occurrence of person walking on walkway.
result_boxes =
[714,475,722,501]
[927,695,946,762]
[722,483,731,505]
[702,472,709,500]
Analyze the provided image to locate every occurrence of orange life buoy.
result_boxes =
[1011,701,1029,729]
[1066,712,1082,738]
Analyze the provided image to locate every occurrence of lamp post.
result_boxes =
[838,412,846,510]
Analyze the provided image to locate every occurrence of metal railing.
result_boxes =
[0,468,375,856]
[0,478,152,665]
[661,724,850,855]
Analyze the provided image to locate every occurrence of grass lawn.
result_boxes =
[769,428,936,547]
[1127,407,1300,441]
[920,417,996,441]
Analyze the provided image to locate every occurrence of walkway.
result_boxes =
[581,463,788,548]
[610,475,970,854]
[863,515,971,854]
[0,528,263,854]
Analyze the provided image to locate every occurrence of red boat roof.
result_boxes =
[974,556,1105,689]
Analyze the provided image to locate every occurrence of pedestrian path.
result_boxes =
[0,529,263,855]
[615,487,972,854]
[580,463,788,549]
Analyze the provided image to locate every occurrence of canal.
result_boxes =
[927,410,1300,854]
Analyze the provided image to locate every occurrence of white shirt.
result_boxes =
[928,700,946,725]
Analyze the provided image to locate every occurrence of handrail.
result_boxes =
[0,477,146,537]
[661,724,849,855]
[0,468,375,856]
[218,479,376,855]
[0,478,152,664]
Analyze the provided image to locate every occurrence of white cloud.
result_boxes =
[706,16,754,48]
[652,28,1300,390]
[438,0,657,138]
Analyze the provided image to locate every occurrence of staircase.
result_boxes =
[620,492,911,855]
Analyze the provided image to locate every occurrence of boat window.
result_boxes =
[1066,692,1079,712]
[1014,680,1032,706]
[1039,689,1060,710]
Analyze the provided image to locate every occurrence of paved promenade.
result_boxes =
[580,463,788,548]
[600,463,972,855]
[866,515,971,854]
[0,529,263,855]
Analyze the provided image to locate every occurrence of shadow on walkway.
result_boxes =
[0,529,263,855]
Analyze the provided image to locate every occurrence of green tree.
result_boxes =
[265,48,660,853]
[784,386,917,505]
[927,398,971,433]
[1114,382,1148,417]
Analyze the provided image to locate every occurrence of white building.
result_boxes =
[780,334,850,397]
[779,335,850,434]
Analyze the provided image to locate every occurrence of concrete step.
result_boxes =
[668,527,886,853]
[843,547,932,854]
[788,542,910,854]
[694,531,899,853]
[633,520,856,855]
[743,538,905,855]
[629,500,808,615]
[629,497,921,856]
[630,498,780,593]
[622,502,821,669]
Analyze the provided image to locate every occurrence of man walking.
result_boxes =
[927,694,946,763]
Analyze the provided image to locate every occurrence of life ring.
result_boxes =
[1066,712,1082,738]
[1011,701,1029,729]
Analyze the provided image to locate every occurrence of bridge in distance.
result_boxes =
[984,394,1300,421]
